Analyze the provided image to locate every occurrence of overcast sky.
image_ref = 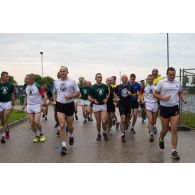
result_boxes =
[0,33,195,85]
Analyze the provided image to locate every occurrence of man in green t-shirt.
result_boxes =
[0,71,15,144]
[80,80,91,124]
[88,73,109,141]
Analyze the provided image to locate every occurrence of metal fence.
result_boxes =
[179,68,195,130]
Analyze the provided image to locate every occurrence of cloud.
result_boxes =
[0,33,194,84]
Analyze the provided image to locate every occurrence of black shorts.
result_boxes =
[56,101,75,116]
[107,103,115,113]
[139,103,145,109]
[119,105,131,117]
[131,101,139,109]
[160,105,179,118]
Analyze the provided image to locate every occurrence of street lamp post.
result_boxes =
[167,33,169,68]
[40,51,43,77]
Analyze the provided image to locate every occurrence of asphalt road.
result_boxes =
[0,105,195,163]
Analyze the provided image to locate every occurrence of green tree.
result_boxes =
[34,74,42,85]
[41,76,54,89]
[9,75,17,84]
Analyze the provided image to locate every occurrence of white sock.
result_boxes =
[2,132,6,137]
[36,131,40,136]
[69,132,73,137]
[172,148,176,152]
[121,133,124,136]
[62,141,66,147]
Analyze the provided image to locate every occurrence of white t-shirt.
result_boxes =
[144,84,157,103]
[155,79,182,107]
[26,83,44,105]
[54,78,80,104]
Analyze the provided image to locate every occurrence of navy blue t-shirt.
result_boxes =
[115,84,133,106]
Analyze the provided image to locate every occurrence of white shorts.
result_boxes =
[145,102,158,113]
[0,101,12,112]
[81,99,90,106]
[92,104,107,113]
[27,104,41,114]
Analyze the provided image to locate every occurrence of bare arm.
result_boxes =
[153,90,171,101]
[22,94,27,111]
[88,95,97,103]
[178,91,187,104]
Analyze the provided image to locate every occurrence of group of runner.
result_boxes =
[0,66,187,160]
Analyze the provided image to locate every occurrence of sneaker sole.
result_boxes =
[171,155,180,160]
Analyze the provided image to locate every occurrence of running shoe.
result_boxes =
[75,115,78,120]
[149,134,154,142]
[39,134,46,142]
[89,118,93,122]
[69,136,74,146]
[33,136,40,143]
[44,116,47,121]
[96,134,101,141]
[60,147,67,156]
[131,128,136,134]
[6,131,10,139]
[103,132,108,141]
[153,127,158,134]
[121,135,126,143]
[1,136,6,144]
[171,151,180,160]
[83,119,87,124]
[42,114,45,118]
[159,137,164,149]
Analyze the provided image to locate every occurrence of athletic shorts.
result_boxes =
[145,102,158,113]
[139,103,145,109]
[118,104,131,117]
[160,105,179,118]
[56,101,75,116]
[81,99,90,106]
[27,104,41,114]
[92,104,107,112]
[107,103,115,113]
[131,101,139,109]
[0,101,12,112]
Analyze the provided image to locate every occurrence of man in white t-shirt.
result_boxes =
[22,74,47,143]
[143,75,158,142]
[153,67,187,160]
[53,66,80,156]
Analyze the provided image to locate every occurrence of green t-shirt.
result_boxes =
[0,82,14,102]
[80,86,90,100]
[89,83,109,105]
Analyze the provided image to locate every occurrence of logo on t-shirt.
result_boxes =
[121,88,128,97]
[60,83,66,92]
[28,89,34,96]
[1,87,8,95]
[83,89,87,94]
[97,88,104,96]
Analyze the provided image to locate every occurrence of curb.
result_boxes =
[0,117,28,131]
